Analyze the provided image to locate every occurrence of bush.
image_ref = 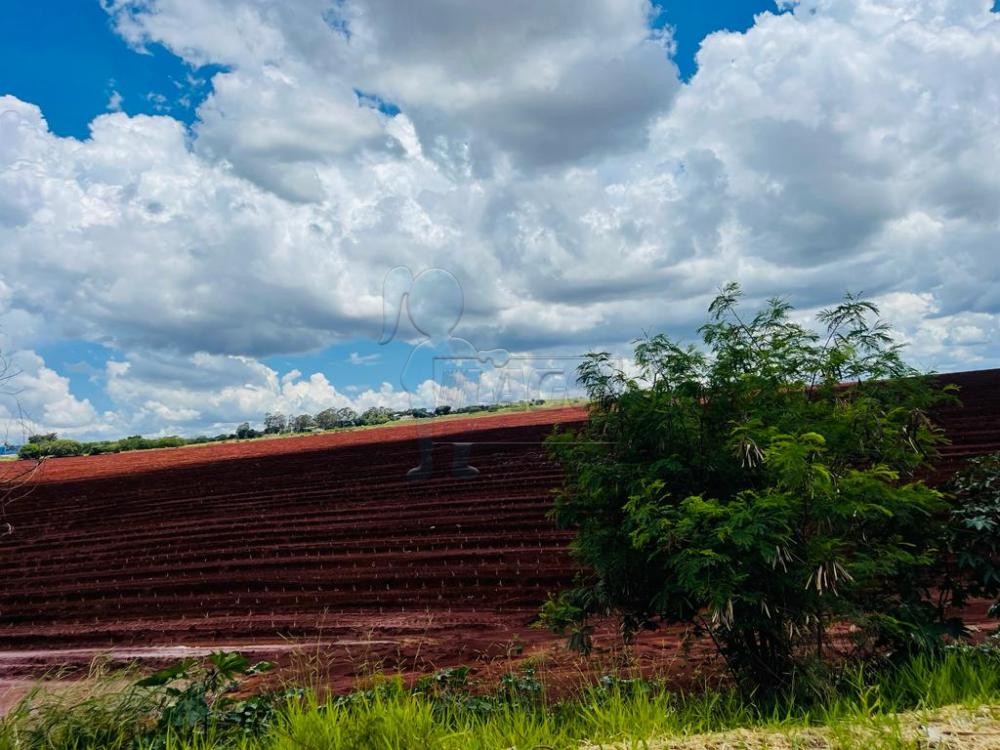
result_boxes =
[542,284,957,695]
[18,438,85,459]
[20,434,190,459]
[947,452,1000,617]
[17,443,41,460]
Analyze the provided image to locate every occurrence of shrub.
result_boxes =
[947,452,1000,617]
[542,284,956,695]
[18,438,85,459]
[152,436,186,449]
[17,443,41,460]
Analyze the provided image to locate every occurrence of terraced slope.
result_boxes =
[0,369,997,658]
[930,369,1000,476]
[0,408,586,650]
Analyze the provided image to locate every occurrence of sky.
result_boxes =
[0,0,999,440]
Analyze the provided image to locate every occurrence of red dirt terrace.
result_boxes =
[0,372,997,683]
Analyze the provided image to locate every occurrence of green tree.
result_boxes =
[336,407,358,426]
[314,408,339,430]
[291,414,316,432]
[542,284,955,694]
[360,406,393,426]
[263,412,287,434]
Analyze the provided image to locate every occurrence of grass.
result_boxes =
[3,649,1000,749]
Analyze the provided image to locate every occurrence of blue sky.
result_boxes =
[1,2,221,138]
[2,1,999,439]
[654,0,781,80]
[0,0,784,429]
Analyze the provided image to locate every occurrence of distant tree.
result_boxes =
[434,405,452,416]
[291,413,315,432]
[28,433,57,444]
[359,406,393,426]
[235,422,255,439]
[263,412,287,434]
[335,407,358,427]
[314,408,339,430]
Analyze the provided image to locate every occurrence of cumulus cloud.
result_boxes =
[106,0,680,172]
[1,0,999,437]
[0,351,105,440]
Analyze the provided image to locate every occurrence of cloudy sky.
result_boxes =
[1,0,999,440]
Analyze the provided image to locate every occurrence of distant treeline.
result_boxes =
[18,400,547,459]
[17,433,190,460]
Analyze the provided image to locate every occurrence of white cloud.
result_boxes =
[0,351,105,440]
[1,0,999,437]
[106,0,681,171]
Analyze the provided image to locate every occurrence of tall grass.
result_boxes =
[3,649,999,750]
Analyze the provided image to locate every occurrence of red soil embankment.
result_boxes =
[1,370,998,683]
[0,407,587,676]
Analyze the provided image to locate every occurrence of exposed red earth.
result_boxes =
[0,406,591,694]
[0,372,998,697]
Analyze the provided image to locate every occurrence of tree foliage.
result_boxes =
[336,407,359,426]
[263,412,287,434]
[360,406,393,426]
[290,413,316,432]
[314,408,338,430]
[18,434,188,459]
[947,453,1000,617]
[542,284,957,693]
